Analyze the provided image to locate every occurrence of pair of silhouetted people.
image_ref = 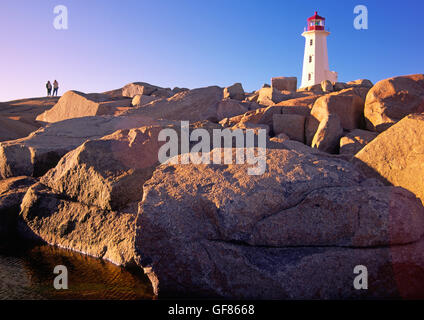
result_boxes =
[46,80,59,96]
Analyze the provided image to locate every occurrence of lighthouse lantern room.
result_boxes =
[301,12,337,88]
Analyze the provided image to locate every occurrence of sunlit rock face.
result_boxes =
[364,74,424,132]
[354,113,424,206]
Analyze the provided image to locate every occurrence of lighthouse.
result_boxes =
[301,12,337,88]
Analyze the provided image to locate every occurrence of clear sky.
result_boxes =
[0,0,423,101]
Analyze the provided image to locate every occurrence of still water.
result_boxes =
[0,241,154,300]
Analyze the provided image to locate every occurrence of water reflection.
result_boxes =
[0,241,154,300]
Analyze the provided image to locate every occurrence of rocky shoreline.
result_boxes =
[1,75,424,299]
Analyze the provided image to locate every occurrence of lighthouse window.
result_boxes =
[310,39,313,46]
[309,56,312,63]
[308,74,311,81]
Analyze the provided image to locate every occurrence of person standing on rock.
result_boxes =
[53,80,59,96]
[46,81,52,96]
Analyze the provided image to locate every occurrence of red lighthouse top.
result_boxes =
[307,11,325,31]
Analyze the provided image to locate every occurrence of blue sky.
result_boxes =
[0,0,423,101]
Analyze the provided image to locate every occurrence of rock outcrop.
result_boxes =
[0,115,176,179]
[230,95,320,134]
[2,75,424,300]
[257,87,286,106]
[364,74,424,132]
[122,86,224,122]
[36,91,133,123]
[271,77,297,92]
[19,182,136,266]
[354,113,424,205]
[40,126,165,211]
[272,114,305,142]
[311,114,343,153]
[122,82,162,98]
[306,88,365,145]
[135,148,424,298]
[223,83,245,101]
[40,121,221,211]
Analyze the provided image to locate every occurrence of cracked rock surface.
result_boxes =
[135,147,424,299]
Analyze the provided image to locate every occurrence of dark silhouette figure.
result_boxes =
[46,81,52,96]
[53,80,59,96]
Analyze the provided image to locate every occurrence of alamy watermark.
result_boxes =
[354,5,368,30]
[157,121,267,176]
[53,5,68,30]
[53,265,68,290]
[52,5,367,31]
[353,265,368,290]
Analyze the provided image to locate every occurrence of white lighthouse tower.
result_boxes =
[301,12,337,88]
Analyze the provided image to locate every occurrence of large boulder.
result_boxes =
[36,91,132,123]
[19,183,136,266]
[223,83,245,101]
[311,88,365,130]
[354,113,424,205]
[271,77,297,92]
[135,148,424,298]
[257,87,285,106]
[272,114,305,142]
[306,88,365,145]
[364,74,424,132]
[311,114,344,153]
[122,86,224,122]
[340,129,378,155]
[40,126,165,211]
[0,115,176,179]
[122,82,161,98]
